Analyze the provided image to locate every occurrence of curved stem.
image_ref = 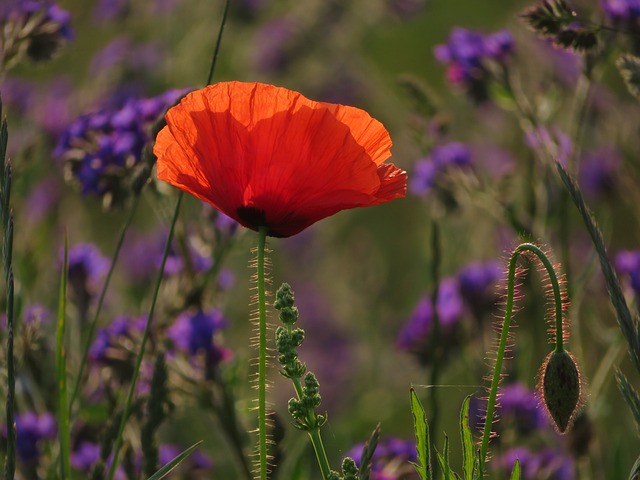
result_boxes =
[256,227,269,480]
[479,243,565,473]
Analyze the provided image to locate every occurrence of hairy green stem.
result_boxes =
[479,243,565,473]
[256,227,269,480]
[106,193,184,480]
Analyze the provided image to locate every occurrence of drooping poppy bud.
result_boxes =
[540,349,581,433]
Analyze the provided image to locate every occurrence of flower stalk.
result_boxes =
[479,242,574,474]
[256,226,269,480]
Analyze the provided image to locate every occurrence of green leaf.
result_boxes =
[510,459,521,480]
[435,436,456,480]
[410,389,431,480]
[616,370,640,433]
[488,81,516,111]
[56,233,70,479]
[358,423,380,480]
[555,162,640,374]
[460,396,475,480]
[617,54,640,101]
[145,441,202,480]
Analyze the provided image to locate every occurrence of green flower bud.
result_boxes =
[540,350,581,433]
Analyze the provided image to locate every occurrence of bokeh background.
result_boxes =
[3,0,640,478]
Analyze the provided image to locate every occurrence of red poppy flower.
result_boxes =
[154,81,407,237]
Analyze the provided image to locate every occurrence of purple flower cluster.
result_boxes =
[12,412,57,462]
[89,315,145,364]
[615,249,640,300]
[494,447,575,480]
[397,260,502,364]
[579,146,621,199]
[71,441,213,477]
[345,437,417,480]
[434,27,514,95]
[0,0,73,66]
[166,309,230,371]
[409,142,472,196]
[67,243,109,301]
[601,0,640,22]
[55,89,188,205]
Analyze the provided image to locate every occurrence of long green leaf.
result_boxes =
[460,396,474,480]
[358,424,381,480]
[56,233,70,479]
[510,459,521,480]
[410,389,431,480]
[616,370,640,432]
[435,436,456,480]
[145,441,202,480]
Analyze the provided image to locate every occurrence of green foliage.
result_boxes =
[145,441,203,480]
[459,396,479,480]
[358,424,381,480]
[616,370,640,433]
[510,460,521,480]
[56,235,70,479]
[410,389,431,480]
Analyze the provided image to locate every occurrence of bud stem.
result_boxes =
[257,227,269,480]
[479,242,565,474]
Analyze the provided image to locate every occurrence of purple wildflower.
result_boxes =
[434,27,513,100]
[89,315,144,364]
[70,441,101,471]
[601,0,640,22]
[11,411,57,462]
[457,260,503,319]
[55,88,188,206]
[24,304,51,325]
[615,250,640,300]
[578,147,621,199]
[66,243,109,305]
[409,142,472,196]
[345,437,417,479]
[0,0,73,67]
[397,277,464,365]
[495,447,575,480]
[166,309,230,369]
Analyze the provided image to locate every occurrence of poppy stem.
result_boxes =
[479,243,565,474]
[256,226,269,480]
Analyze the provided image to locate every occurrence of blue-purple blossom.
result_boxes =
[457,260,503,318]
[345,437,417,479]
[397,277,464,364]
[615,250,640,300]
[0,0,73,66]
[11,412,57,462]
[494,447,575,480]
[601,0,640,22]
[24,304,51,325]
[409,142,472,196]
[434,27,514,95]
[578,146,621,199]
[89,315,145,363]
[166,309,230,368]
[55,89,188,203]
[67,243,109,301]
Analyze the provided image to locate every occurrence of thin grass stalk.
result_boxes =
[106,192,184,480]
[427,219,441,478]
[0,99,16,480]
[69,192,141,416]
[56,234,70,479]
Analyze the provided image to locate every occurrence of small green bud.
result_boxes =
[540,350,581,433]
[341,457,358,479]
[327,471,341,480]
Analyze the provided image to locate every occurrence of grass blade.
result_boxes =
[145,441,202,480]
[616,370,640,432]
[358,423,381,480]
[460,396,474,480]
[56,233,70,479]
[555,161,640,373]
[410,388,431,480]
[510,459,521,480]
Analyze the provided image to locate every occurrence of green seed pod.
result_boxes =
[540,350,581,433]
